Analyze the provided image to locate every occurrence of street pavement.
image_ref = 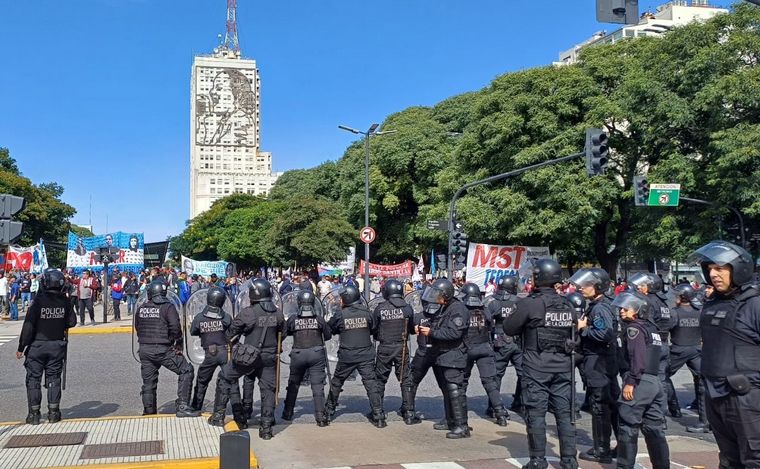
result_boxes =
[0,317,718,468]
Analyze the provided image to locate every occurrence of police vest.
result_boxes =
[525,294,573,353]
[581,299,617,355]
[339,306,372,349]
[198,315,228,349]
[292,316,323,349]
[489,298,518,347]
[376,301,407,344]
[33,296,69,342]
[670,306,702,347]
[648,293,672,341]
[465,308,490,345]
[643,321,663,376]
[136,302,171,345]
[700,288,760,377]
[416,313,432,348]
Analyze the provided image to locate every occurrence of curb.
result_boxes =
[1,413,258,469]
[68,326,133,335]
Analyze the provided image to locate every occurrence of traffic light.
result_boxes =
[0,194,26,244]
[585,128,609,176]
[596,0,639,24]
[633,176,650,206]
[451,222,468,255]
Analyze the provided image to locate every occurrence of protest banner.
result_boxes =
[465,242,550,288]
[357,260,414,278]
[181,256,236,278]
[66,232,144,275]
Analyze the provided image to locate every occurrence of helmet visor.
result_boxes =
[627,272,651,288]
[568,270,597,288]
[687,241,746,267]
[612,292,646,314]
[421,287,446,305]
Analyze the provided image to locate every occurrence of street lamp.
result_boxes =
[338,123,396,300]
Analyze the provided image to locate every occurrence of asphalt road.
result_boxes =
[0,332,715,445]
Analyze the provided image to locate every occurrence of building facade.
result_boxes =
[190,48,281,218]
[555,1,727,66]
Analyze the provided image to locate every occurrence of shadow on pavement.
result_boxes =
[63,400,120,418]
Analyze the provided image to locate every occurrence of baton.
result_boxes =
[320,328,333,384]
[570,316,577,426]
[275,331,282,407]
[399,318,408,382]
[62,330,69,391]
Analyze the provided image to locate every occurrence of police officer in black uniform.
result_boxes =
[189,287,232,411]
[503,259,578,469]
[325,285,387,428]
[372,279,419,424]
[209,278,284,440]
[665,283,708,433]
[281,290,331,427]
[16,269,77,425]
[135,281,199,417]
[486,275,524,413]
[569,268,618,463]
[688,240,760,467]
[418,278,471,439]
[613,292,670,469]
[460,282,509,426]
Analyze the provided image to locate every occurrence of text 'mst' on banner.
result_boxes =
[465,242,550,288]
[66,231,144,275]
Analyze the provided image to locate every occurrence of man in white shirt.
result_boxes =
[318,276,332,299]
[77,270,96,325]
[0,272,7,318]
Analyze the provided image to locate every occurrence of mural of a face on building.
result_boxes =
[195,69,256,146]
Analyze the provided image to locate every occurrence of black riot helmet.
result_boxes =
[382,279,404,300]
[612,292,651,320]
[460,282,483,307]
[41,269,66,295]
[531,258,562,288]
[339,285,362,306]
[565,292,586,313]
[672,283,697,303]
[249,278,273,303]
[147,280,168,304]
[687,240,755,288]
[206,286,227,309]
[297,290,317,317]
[421,278,455,305]
[495,275,518,297]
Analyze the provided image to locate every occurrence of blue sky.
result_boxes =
[0,0,733,241]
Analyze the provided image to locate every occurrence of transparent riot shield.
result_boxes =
[404,290,424,314]
[321,289,368,364]
[368,296,384,313]
[183,288,235,366]
[132,289,183,364]
[235,279,283,315]
[278,291,327,365]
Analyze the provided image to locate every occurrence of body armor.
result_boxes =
[376,301,407,344]
[465,308,490,346]
[700,289,760,377]
[136,302,171,345]
[524,294,573,353]
[670,305,702,347]
[197,316,227,349]
[292,317,323,349]
[338,306,372,349]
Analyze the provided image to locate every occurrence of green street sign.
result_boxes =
[648,183,681,207]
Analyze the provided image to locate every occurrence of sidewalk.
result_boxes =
[0,414,254,469]
[68,316,134,335]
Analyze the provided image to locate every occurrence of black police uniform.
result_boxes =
[282,313,331,425]
[428,298,471,438]
[326,302,386,426]
[579,295,618,461]
[486,293,524,411]
[666,302,706,427]
[409,308,449,426]
[18,289,77,424]
[372,297,416,419]
[700,285,760,467]
[135,297,197,416]
[211,300,284,438]
[617,318,670,469]
[504,286,577,469]
[463,302,509,425]
[189,307,232,411]
[645,291,676,416]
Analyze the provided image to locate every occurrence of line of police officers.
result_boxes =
[16,240,760,469]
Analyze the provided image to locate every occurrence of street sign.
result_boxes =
[360,226,376,244]
[647,183,681,207]
[426,219,448,231]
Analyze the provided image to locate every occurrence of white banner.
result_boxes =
[465,242,550,288]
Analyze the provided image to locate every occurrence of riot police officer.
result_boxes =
[16,269,77,425]
[135,281,199,417]
[418,278,471,439]
[189,287,232,411]
[372,279,419,424]
[460,282,509,426]
[665,283,708,433]
[613,292,670,469]
[569,268,618,463]
[486,275,524,413]
[325,285,386,428]
[688,240,760,467]
[209,279,284,440]
[503,259,578,469]
[281,290,331,427]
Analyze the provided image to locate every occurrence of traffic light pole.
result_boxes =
[446,151,584,278]
[680,196,746,248]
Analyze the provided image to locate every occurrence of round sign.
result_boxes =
[360,226,376,244]
[659,193,670,205]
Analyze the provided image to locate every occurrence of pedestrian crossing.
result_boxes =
[0,335,18,348]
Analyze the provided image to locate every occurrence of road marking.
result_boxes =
[0,335,17,347]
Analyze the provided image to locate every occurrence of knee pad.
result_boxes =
[482,377,500,393]
[26,376,41,389]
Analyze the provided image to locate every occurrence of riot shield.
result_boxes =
[368,296,384,314]
[404,290,424,314]
[321,289,368,364]
[183,288,235,365]
[278,291,326,364]
[235,279,283,314]
[132,289,183,364]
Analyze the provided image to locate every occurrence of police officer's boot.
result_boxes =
[667,394,682,418]
[686,382,711,433]
[401,387,421,425]
[579,413,612,463]
[492,405,510,427]
[324,391,339,421]
[191,386,206,412]
[26,405,41,425]
[259,413,274,440]
[176,399,201,418]
[207,384,228,427]
[445,385,471,439]
[231,401,248,430]
[315,411,329,427]
[47,404,62,424]
[521,457,549,469]
[369,409,387,428]
[434,389,454,430]
[141,392,157,416]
